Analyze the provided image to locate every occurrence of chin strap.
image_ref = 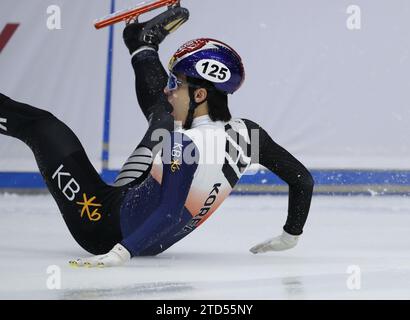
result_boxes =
[183,86,201,130]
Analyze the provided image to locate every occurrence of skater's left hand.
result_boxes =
[250,230,300,254]
[69,243,131,268]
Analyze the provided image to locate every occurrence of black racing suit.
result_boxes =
[0,50,313,255]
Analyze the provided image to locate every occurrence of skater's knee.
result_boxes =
[22,109,59,135]
[20,105,57,130]
[1,97,60,139]
[2,95,55,121]
[31,107,55,121]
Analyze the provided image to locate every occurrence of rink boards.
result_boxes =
[1,169,409,195]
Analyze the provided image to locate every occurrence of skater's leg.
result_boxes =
[114,52,174,187]
[132,49,171,120]
[115,8,189,187]
[123,6,189,119]
[0,94,123,254]
[114,50,175,187]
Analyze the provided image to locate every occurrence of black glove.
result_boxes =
[123,6,189,54]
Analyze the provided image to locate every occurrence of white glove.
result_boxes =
[69,243,131,268]
[250,230,300,254]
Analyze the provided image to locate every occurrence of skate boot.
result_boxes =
[123,6,189,54]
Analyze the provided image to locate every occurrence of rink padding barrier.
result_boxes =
[1,1,410,174]
[1,169,410,195]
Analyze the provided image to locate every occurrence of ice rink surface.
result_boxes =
[0,193,409,300]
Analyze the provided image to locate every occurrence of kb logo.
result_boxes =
[52,164,80,201]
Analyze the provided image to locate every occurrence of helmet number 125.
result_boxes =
[196,59,231,83]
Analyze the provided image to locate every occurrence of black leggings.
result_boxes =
[0,94,131,254]
[0,51,173,255]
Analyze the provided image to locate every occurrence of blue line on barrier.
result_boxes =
[0,172,46,188]
[101,0,116,172]
[1,170,409,189]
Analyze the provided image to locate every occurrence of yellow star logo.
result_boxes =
[76,193,102,222]
[171,159,181,173]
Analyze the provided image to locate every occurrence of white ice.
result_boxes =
[0,193,409,300]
